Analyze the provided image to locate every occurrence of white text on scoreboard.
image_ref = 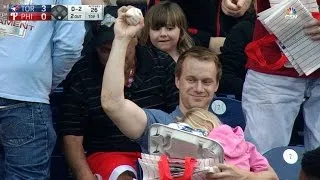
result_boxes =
[50,5,103,21]
[67,5,103,21]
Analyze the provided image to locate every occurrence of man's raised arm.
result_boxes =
[101,6,147,139]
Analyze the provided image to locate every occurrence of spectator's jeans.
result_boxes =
[242,70,320,154]
[0,98,56,180]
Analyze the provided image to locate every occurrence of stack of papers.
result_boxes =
[258,0,320,75]
[269,0,319,11]
[138,154,220,180]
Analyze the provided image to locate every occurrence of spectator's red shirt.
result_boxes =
[246,0,320,78]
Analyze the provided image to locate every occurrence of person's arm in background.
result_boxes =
[51,0,85,90]
[63,136,97,180]
[208,0,253,53]
[217,15,255,99]
[59,65,96,180]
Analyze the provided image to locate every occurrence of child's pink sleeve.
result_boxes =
[248,142,269,172]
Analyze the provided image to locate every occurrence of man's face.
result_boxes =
[97,42,112,65]
[97,37,138,65]
[175,57,219,113]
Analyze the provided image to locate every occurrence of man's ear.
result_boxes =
[175,76,180,90]
[214,81,219,92]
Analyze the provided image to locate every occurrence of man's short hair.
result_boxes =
[175,46,222,82]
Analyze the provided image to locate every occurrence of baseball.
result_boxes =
[125,7,143,26]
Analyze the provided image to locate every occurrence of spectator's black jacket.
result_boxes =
[217,12,256,99]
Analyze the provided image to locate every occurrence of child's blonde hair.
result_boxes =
[180,108,222,132]
[139,1,194,54]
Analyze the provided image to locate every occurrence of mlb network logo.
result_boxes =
[285,7,297,19]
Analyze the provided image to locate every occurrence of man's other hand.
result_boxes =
[206,164,250,180]
[305,18,320,40]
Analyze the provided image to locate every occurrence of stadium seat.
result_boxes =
[209,97,246,130]
[215,93,236,99]
[263,146,305,180]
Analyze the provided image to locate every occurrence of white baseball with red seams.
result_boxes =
[125,7,143,26]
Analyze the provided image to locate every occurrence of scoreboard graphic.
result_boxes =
[6,4,104,21]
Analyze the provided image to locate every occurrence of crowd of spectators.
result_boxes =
[0,0,319,179]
